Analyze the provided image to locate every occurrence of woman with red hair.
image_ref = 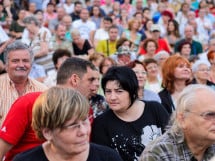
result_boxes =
[207,50,215,83]
[159,55,192,115]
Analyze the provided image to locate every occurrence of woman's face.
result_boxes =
[92,6,100,16]
[174,62,191,80]
[72,34,81,44]
[146,63,159,78]
[146,41,156,54]
[132,20,139,30]
[168,21,175,31]
[181,44,191,60]
[132,64,147,88]
[105,80,131,112]
[194,64,210,81]
[47,116,91,156]
[101,59,113,74]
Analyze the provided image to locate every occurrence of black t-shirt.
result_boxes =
[91,101,169,161]
[13,143,123,161]
[72,39,92,55]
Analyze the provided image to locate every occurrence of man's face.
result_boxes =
[103,20,112,30]
[75,4,82,14]
[180,90,215,144]
[184,27,194,39]
[57,8,65,19]
[56,25,66,40]
[80,9,89,21]
[109,28,118,41]
[6,49,32,81]
[76,67,97,99]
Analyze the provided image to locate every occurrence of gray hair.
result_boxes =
[71,28,80,37]
[191,60,210,72]
[170,84,215,136]
[154,50,169,61]
[23,16,40,26]
[4,40,34,64]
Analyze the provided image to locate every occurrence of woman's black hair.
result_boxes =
[102,66,139,108]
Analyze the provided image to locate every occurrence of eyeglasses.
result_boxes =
[62,116,91,131]
[185,110,215,121]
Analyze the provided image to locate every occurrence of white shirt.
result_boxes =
[72,19,96,39]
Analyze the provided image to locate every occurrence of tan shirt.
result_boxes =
[0,73,48,126]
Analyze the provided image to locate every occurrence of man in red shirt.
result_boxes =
[0,57,98,161]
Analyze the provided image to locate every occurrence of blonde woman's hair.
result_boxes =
[32,86,89,139]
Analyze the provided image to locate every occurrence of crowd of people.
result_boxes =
[1,0,215,161]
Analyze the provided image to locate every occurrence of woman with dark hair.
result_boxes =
[92,66,169,161]
[127,60,161,103]
[177,41,192,60]
[90,6,102,29]
[159,55,192,115]
[165,19,181,51]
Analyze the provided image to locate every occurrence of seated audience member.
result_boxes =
[43,49,71,87]
[138,24,171,55]
[177,41,192,60]
[138,38,158,62]
[140,84,215,161]
[96,25,119,57]
[127,60,161,103]
[110,46,133,66]
[0,40,47,126]
[191,60,215,89]
[159,55,192,115]
[153,50,170,78]
[207,50,215,83]
[93,16,113,47]
[71,29,94,60]
[92,66,169,161]
[174,25,203,56]
[144,58,163,93]
[13,87,123,161]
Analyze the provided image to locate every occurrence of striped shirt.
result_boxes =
[0,74,47,126]
[139,129,215,161]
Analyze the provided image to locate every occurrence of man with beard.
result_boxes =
[70,1,82,22]
[49,23,73,55]
[0,40,47,126]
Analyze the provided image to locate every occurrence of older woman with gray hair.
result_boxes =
[191,60,215,89]
[13,87,123,161]
[140,84,215,161]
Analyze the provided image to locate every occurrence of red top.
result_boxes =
[0,92,44,161]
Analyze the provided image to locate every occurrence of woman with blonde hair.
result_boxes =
[71,29,94,60]
[13,87,123,161]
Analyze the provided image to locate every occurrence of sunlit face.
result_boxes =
[109,28,118,41]
[105,80,131,112]
[92,6,100,16]
[168,21,175,31]
[56,25,66,40]
[6,49,32,81]
[194,64,210,82]
[146,41,156,55]
[103,20,112,30]
[145,62,159,78]
[48,116,91,156]
[72,34,81,44]
[181,44,191,60]
[132,64,147,88]
[77,67,97,99]
[80,9,89,21]
[174,62,191,80]
[101,59,113,74]
[181,90,215,144]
